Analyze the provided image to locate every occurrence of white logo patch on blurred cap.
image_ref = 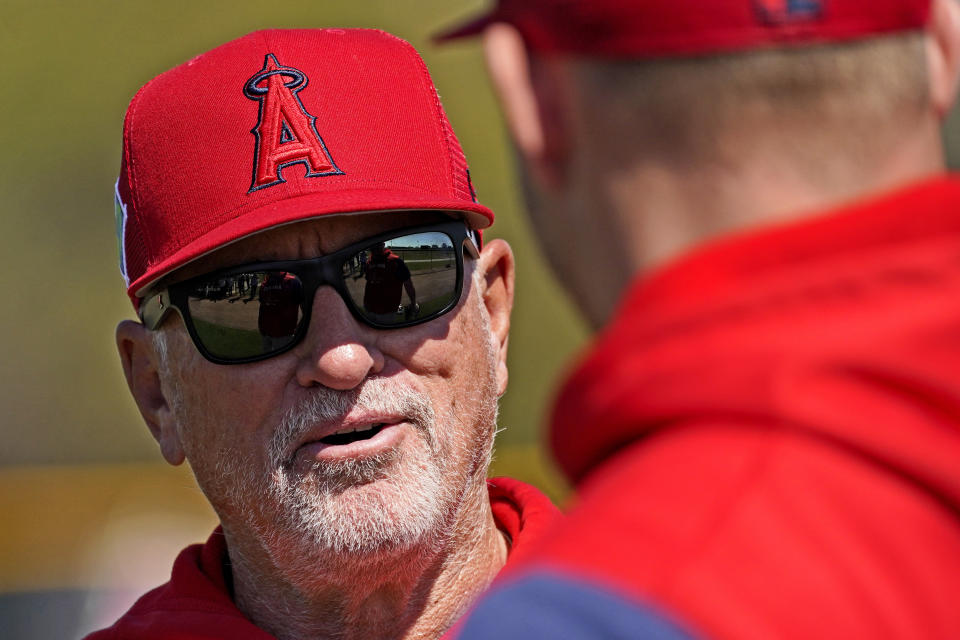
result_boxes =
[114,179,130,287]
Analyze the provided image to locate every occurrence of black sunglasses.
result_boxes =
[140,220,480,364]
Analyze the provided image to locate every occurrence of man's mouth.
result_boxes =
[318,423,386,446]
[284,414,411,467]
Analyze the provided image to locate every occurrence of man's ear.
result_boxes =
[927,0,960,118]
[116,320,185,465]
[483,23,569,188]
[476,239,515,396]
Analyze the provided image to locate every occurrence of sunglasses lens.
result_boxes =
[171,226,465,364]
[343,231,460,326]
[186,271,304,360]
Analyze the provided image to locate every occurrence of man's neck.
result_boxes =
[223,482,508,640]
[582,121,947,325]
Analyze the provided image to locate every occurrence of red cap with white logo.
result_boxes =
[115,29,492,305]
[436,0,931,57]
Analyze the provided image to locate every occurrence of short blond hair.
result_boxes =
[572,32,928,165]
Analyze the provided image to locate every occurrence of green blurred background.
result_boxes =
[4,1,960,637]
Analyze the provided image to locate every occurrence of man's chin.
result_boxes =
[290,447,401,495]
[268,457,452,559]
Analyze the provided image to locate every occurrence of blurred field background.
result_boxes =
[4,2,960,638]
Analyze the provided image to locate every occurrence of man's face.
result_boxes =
[149,211,503,577]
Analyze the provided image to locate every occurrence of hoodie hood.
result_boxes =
[550,175,960,521]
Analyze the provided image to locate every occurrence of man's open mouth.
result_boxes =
[318,423,386,446]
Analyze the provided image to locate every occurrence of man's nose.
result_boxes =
[293,287,385,389]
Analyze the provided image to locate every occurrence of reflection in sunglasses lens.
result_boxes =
[344,231,457,325]
[179,229,461,362]
[187,271,303,360]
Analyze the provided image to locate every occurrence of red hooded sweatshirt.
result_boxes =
[84,478,557,639]
[456,176,960,640]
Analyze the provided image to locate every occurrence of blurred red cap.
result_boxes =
[436,0,931,57]
[116,29,491,305]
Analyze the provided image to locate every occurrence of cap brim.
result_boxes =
[129,189,494,300]
[433,12,497,43]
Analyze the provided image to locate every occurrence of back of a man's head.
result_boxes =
[441,0,960,327]
[573,33,928,173]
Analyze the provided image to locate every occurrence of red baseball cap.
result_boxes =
[116,29,492,305]
[436,0,931,57]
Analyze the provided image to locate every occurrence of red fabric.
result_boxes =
[119,29,492,304]
[525,176,960,639]
[437,0,930,58]
[486,477,562,567]
[83,477,558,640]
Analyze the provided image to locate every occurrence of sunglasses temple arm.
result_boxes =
[139,290,172,329]
[463,234,481,259]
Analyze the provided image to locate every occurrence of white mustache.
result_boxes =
[270,380,435,467]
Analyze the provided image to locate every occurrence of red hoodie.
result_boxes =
[456,176,960,639]
[84,478,557,640]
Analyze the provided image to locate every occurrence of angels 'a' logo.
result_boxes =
[243,54,343,193]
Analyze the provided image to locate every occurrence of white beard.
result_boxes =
[263,381,457,559]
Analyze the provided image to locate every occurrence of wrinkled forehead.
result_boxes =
[163,210,453,284]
